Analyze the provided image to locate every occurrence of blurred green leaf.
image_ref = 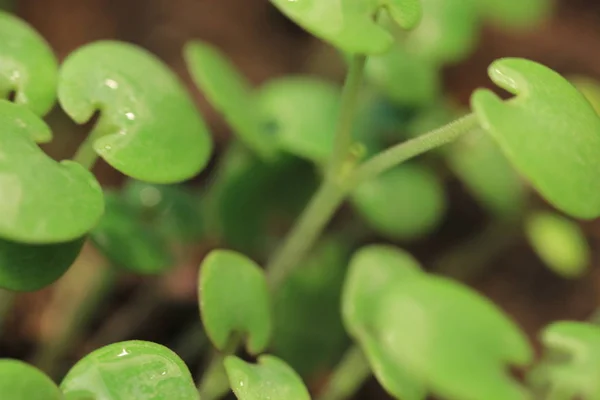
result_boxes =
[529,321,600,400]
[375,275,532,400]
[224,355,311,400]
[199,250,272,354]
[0,359,61,400]
[271,0,422,54]
[90,192,173,274]
[342,245,426,399]
[471,58,600,219]
[58,41,212,183]
[0,11,58,116]
[184,41,277,160]
[446,128,525,218]
[472,0,552,28]
[61,340,198,400]
[0,237,84,291]
[351,163,446,241]
[123,180,204,243]
[0,100,103,244]
[256,76,340,164]
[571,76,600,115]
[272,237,350,378]
[525,211,590,278]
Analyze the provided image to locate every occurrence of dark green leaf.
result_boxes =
[58,41,213,183]
[199,250,272,354]
[0,359,61,400]
[60,340,199,400]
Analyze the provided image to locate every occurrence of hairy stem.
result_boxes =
[316,346,371,400]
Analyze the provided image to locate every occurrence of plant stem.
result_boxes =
[72,116,112,170]
[197,335,240,400]
[349,113,479,186]
[316,346,371,400]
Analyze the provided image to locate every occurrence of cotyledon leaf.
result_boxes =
[0,359,62,400]
[58,40,213,183]
[224,355,311,400]
[0,11,58,116]
[60,340,199,400]
[471,58,600,219]
[270,0,422,55]
[342,245,426,400]
[0,100,103,244]
[199,250,272,354]
[0,237,85,291]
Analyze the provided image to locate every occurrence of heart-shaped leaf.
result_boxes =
[342,245,426,400]
[472,0,552,28]
[528,321,600,400]
[351,163,446,241]
[0,237,84,291]
[58,41,213,183]
[0,359,61,400]
[0,11,58,116]
[122,180,204,243]
[446,128,525,218]
[256,76,340,164]
[270,0,422,54]
[90,192,173,274]
[471,58,600,219]
[184,41,277,160]
[224,355,311,400]
[199,250,272,354]
[272,237,350,378]
[375,275,532,400]
[0,100,103,244]
[61,340,198,400]
[525,211,590,278]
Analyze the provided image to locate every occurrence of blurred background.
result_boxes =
[2,0,600,398]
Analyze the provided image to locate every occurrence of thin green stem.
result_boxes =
[316,346,372,400]
[349,113,479,187]
[72,117,112,170]
[197,335,240,400]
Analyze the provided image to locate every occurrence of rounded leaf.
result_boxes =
[256,76,340,164]
[351,164,446,241]
[375,276,532,400]
[90,192,173,274]
[60,340,198,400]
[471,58,600,219]
[0,359,61,400]
[342,245,425,400]
[224,355,310,400]
[271,0,422,54]
[58,41,213,183]
[0,11,58,116]
[184,42,277,159]
[199,250,272,354]
[525,211,590,278]
[0,237,84,291]
[0,100,103,244]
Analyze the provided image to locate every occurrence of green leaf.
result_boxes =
[529,321,600,400]
[122,180,204,243]
[0,100,104,244]
[184,41,277,160]
[90,192,173,274]
[366,45,440,107]
[199,250,272,354]
[271,0,422,55]
[272,238,350,378]
[0,11,58,116]
[342,245,426,400]
[0,359,61,400]
[472,0,551,28]
[351,163,446,241]
[571,76,600,115]
[224,355,311,400]
[375,276,532,400]
[525,211,590,278]
[446,128,525,218]
[58,40,213,183]
[61,340,198,400]
[0,237,84,291]
[471,58,600,219]
[256,76,340,164]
